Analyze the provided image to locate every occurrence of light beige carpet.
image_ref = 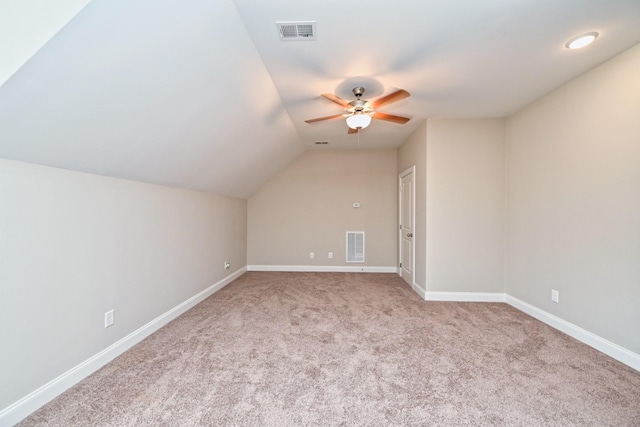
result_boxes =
[19,272,640,426]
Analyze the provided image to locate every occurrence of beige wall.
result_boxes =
[248,149,397,268]
[398,121,427,291]
[5,41,639,421]
[505,43,640,353]
[426,119,505,293]
[0,159,247,409]
[398,119,505,295]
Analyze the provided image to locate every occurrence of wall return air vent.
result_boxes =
[276,21,316,41]
[346,231,365,263]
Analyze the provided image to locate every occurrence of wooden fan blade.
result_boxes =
[371,89,410,109]
[305,113,345,124]
[372,112,410,124]
[321,93,351,108]
[347,127,358,134]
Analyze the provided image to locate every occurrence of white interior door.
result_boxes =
[399,167,415,287]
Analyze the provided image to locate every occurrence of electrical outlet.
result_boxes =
[310,252,314,259]
[328,252,333,259]
[551,289,559,303]
[105,310,114,328]
[224,261,230,270]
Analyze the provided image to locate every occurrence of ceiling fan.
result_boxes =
[305,87,411,134]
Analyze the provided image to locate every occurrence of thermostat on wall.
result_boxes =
[353,203,360,208]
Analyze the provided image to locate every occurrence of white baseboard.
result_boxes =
[411,282,427,299]
[394,272,426,299]
[4,274,638,426]
[0,267,246,427]
[247,265,397,273]
[505,295,640,372]
[424,291,506,302]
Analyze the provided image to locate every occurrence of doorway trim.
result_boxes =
[398,166,416,289]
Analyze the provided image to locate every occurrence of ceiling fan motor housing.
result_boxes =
[349,87,371,113]
[352,86,366,98]
[349,99,367,112]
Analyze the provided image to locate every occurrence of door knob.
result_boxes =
[407,233,413,237]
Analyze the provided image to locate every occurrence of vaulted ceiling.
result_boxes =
[1,0,639,198]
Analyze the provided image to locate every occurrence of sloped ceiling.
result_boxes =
[0,0,91,86]
[0,0,639,198]
[0,0,303,198]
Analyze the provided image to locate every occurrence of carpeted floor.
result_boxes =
[19,272,640,426]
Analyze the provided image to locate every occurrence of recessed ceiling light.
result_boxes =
[565,32,599,49]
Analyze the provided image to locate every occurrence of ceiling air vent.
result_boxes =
[276,21,316,41]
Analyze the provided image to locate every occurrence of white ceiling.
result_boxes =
[0,0,91,86]
[1,0,639,198]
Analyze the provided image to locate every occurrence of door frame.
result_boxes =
[398,166,416,288]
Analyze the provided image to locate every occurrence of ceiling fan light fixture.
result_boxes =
[346,113,371,130]
[565,32,599,49]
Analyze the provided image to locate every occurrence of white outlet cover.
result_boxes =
[104,310,114,328]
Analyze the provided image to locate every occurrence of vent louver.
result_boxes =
[346,231,365,263]
[276,21,316,41]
